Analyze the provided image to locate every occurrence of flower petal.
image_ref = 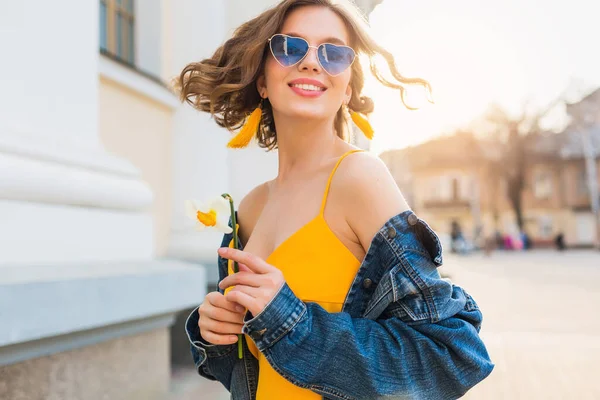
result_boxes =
[185,200,198,220]
[215,221,233,234]
[217,215,233,230]
[211,196,231,215]
[194,222,207,232]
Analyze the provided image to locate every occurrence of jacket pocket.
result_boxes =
[362,260,431,324]
[365,247,466,325]
[380,300,430,324]
[382,259,434,325]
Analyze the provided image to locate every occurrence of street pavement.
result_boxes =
[443,249,600,400]
[185,250,600,399]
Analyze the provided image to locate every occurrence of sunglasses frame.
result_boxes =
[267,33,356,77]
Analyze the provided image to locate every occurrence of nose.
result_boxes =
[297,46,322,74]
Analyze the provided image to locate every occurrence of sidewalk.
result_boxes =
[444,250,600,399]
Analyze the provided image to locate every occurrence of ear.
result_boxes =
[256,75,267,98]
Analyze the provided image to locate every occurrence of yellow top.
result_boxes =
[227,149,364,399]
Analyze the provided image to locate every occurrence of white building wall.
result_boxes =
[0,0,99,147]
[0,0,153,265]
[0,0,204,372]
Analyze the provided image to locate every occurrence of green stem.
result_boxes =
[221,193,243,359]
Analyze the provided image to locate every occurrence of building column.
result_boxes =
[0,0,153,264]
[0,2,204,394]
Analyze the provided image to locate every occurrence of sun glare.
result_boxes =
[364,3,527,154]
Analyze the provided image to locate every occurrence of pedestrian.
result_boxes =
[555,232,566,251]
[178,1,493,398]
[504,233,513,250]
[521,230,532,250]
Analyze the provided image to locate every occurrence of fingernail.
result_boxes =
[236,306,244,312]
[230,336,238,342]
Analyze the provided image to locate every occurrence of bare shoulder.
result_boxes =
[236,181,270,243]
[335,151,410,249]
[336,151,408,208]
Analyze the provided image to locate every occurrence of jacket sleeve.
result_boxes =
[241,217,494,400]
[184,216,242,390]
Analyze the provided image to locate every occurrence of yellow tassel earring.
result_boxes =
[227,100,263,149]
[350,109,374,140]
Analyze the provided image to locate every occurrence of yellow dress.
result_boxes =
[227,149,364,399]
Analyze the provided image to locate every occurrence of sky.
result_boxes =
[363,0,600,155]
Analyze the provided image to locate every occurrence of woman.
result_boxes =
[180,1,494,399]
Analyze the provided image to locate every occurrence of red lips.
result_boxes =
[288,78,327,98]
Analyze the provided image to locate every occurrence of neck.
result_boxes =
[272,112,344,181]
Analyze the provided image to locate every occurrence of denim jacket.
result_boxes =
[185,210,494,399]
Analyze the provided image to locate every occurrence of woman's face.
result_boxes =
[259,6,353,123]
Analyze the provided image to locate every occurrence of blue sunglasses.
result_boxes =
[267,33,356,76]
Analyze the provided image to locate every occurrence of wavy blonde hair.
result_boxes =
[175,0,431,151]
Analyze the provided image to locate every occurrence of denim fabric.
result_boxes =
[185,210,494,399]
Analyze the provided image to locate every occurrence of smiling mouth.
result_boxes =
[288,83,326,92]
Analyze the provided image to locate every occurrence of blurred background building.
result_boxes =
[0,1,380,399]
[381,89,600,250]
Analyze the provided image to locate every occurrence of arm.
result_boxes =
[184,226,240,388]
[239,153,494,399]
[243,282,492,400]
[184,183,268,387]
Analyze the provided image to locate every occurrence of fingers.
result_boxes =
[218,248,271,274]
[219,271,263,290]
[229,284,262,299]
[198,293,247,346]
[207,291,245,314]
[201,302,245,325]
[198,310,244,346]
[201,316,244,336]
[237,263,252,273]
[225,290,258,317]
[200,329,240,345]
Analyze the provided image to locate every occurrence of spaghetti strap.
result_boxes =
[319,149,365,215]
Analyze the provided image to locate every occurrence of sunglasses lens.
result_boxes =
[318,44,355,75]
[270,34,309,67]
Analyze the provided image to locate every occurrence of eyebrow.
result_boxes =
[282,32,348,46]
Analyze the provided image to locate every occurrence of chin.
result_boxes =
[289,109,328,120]
[283,102,332,120]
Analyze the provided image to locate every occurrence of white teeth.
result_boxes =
[291,84,325,91]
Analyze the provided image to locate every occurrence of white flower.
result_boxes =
[185,197,233,233]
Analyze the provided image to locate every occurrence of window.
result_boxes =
[538,215,553,238]
[423,175,468,202]
[439,177,453,200]
[451,177,460,200]
[533,171,552,199]
[577,169,589,196]
[100,0,135,65]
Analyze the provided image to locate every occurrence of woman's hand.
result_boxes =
[217,247,286,318]
[198,291,246,345]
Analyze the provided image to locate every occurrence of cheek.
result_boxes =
[264,58,287,90]
[331,72,352,100]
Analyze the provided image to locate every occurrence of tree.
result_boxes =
[479,99,563,232]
